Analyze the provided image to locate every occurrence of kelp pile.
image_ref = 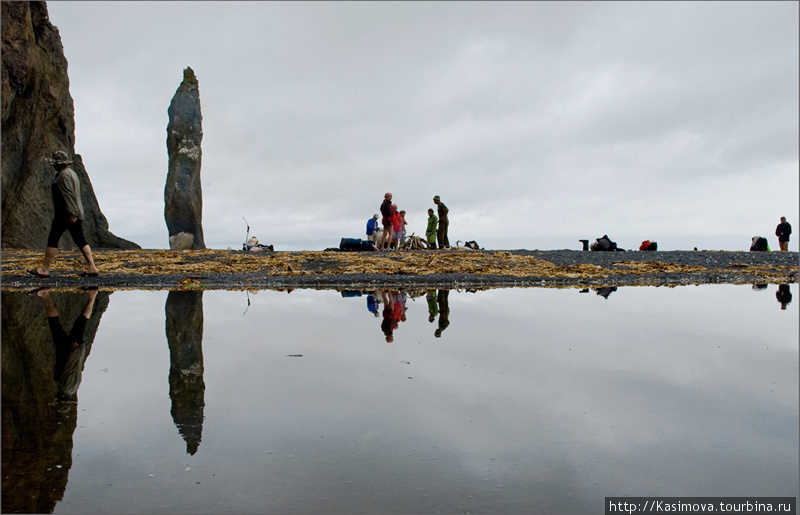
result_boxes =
[1,248,796,288]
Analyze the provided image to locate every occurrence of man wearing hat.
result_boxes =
[29,151,99,278]
[433,195,449,249]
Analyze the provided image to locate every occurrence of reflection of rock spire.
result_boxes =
[165,291,205,455]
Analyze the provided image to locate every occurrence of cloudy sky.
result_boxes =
[46,1,798,251]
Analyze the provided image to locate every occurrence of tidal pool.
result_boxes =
[2,284,797,514]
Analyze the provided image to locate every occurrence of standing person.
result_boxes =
[29,151,99,278]
[433,195,449,249]
[397,210,408,247]
[380,193,394,250]
[366,214,379,244]
[391,204,402,250]
[425,208,438,249]
[776,216,792,251]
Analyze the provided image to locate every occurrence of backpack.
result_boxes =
[593,235,617,251]
[639,240,657,251]
[750,236,769,252]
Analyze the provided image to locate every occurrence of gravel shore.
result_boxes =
[2,248,797,291]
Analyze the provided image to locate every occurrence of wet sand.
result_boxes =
[2,248,797,291]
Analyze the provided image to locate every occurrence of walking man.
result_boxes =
[29,151,99,278]
[433,195,449,249]
[380,192,394,250]
[776,216,792,251]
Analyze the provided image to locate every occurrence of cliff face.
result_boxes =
[165,67,205,250]
[1,2,138,250]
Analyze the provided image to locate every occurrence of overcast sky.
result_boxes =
[46,1,798,251]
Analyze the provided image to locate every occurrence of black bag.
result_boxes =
[750,236,768,252]
[593,235,617,251]
[339,238,376,251]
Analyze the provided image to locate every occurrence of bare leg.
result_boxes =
[80,245,99,274]
[36,247,58,276]
[37,288,59,318]
[82,289,98,318]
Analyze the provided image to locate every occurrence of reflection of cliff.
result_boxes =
[1,290,109,513]
[165,291,205,455]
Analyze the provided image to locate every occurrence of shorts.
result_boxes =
[47,216,88,248]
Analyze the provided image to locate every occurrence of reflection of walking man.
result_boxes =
[33,287,97,400]
[433,195,449,249]
[776,217,791,252]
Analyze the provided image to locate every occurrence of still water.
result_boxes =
[2,284,798,514]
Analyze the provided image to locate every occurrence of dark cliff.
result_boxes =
[1,2,139,249]
[165,67,205,250]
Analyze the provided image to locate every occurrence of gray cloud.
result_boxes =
[47,1,798,250]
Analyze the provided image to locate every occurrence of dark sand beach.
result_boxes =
[2,248,797,291]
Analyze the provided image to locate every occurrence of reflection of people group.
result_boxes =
[375,192,449,251]
[364,289,451,341]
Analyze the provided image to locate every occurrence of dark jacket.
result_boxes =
[776,222,791,242]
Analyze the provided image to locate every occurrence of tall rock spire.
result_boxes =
[165,67,205,250]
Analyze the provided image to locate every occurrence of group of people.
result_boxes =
[22,150,796,280]
[367,192,450,251]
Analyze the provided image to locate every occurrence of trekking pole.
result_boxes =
[242,217,250,248]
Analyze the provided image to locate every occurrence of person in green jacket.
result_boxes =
[425,208,438,249]
[29,151,99,278]
[433,195,449,249]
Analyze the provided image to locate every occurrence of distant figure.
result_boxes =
[367,293,380,317]
[245,236,273,252]
[398,210,408,246]
[29,151,100,278]
[380,192,394,250]
[380,290,403,342]
[391,204,402,249]
[366,214,379,244]
[435,289,450,337]
[776,284,792,310]
[433,195,449,249]
[426,209,438,249]
[776,217,791,251]
[426,290,438,322]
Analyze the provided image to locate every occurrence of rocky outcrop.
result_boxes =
[1,2,139,250]
[165,67,205,250]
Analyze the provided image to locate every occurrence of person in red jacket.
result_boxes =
[380,192,394,250]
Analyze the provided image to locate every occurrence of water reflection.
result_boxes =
[777,284,792,310]
[1,284,797,514]
[165,291,205,455]
[1,288,109,514]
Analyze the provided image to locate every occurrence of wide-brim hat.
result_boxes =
[50,151,73,165]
